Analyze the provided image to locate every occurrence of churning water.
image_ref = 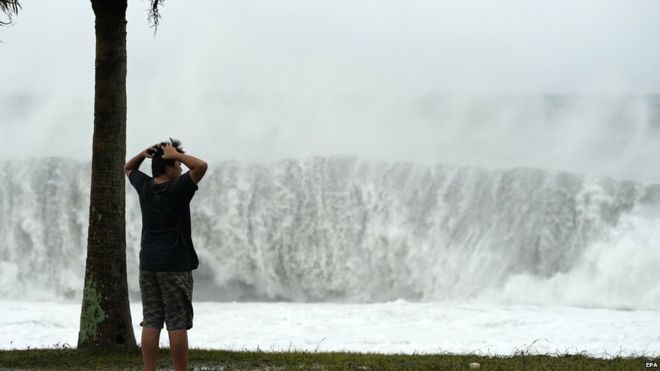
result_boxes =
[1,156,658,310]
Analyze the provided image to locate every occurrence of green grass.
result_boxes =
[0,346,656,370]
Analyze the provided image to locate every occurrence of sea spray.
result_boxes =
[0,157,658,309]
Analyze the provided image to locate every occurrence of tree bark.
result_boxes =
[78,0,135,348]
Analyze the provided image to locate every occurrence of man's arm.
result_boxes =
[124,144,156,176]
[162,144,208,184]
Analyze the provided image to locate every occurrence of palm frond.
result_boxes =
[147,0,163,32]
[0,0,20,26]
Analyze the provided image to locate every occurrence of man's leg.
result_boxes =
[141,327,161,371]
[139,271,166,371]
[159,271,193,371]
[168,329,188,371]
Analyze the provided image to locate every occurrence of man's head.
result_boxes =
[150,138,185,179]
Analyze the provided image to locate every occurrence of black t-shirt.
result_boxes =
[129,170,199,271]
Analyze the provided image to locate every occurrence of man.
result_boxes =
[124,138,207,371]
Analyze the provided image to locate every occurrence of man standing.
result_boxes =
[124,139,207,371]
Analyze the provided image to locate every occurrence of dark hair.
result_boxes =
[150,138,185,177]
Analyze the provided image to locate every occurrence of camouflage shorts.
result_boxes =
[139,270,193,331]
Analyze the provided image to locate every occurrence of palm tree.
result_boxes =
[2,0,165,349]
[0,0,19,25]
[77,0,136,349]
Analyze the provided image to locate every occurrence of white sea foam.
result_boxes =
[1,300,658,357]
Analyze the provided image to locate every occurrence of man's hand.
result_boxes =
[161,143,180,160]
[161,143,208,184]
[125,143,158,176]
[143,143,160,158]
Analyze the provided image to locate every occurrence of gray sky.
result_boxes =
[1,0,659,181]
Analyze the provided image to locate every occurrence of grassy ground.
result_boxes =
[0,347,656,370]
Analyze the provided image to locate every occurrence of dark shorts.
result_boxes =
[139,270,194,331]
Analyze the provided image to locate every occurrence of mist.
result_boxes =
[1,0,660,181]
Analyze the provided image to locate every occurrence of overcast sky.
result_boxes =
[1,0,659,181]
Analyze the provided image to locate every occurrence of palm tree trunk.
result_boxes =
[78,0,136,348]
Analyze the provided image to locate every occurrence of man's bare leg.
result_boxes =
[168,329,188,371]
[141,327,161,371]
